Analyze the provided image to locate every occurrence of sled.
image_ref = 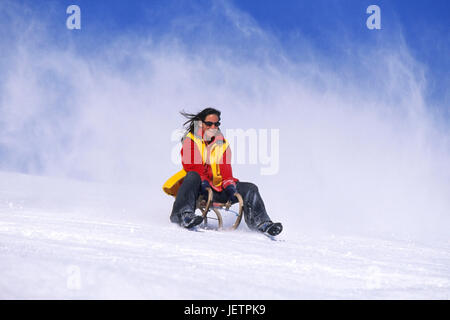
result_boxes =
[196,188,244,230]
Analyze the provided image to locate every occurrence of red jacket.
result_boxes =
[181,129,238,192]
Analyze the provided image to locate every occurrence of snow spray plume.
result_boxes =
[0,1,449,241]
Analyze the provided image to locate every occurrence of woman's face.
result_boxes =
[201,114,220,141]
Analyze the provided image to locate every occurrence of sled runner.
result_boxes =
[196,187,244,230]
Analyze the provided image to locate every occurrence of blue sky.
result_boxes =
[1,0,449,177]
[16,0,446,111]
[232,0,450,106]
[1,1,449,132]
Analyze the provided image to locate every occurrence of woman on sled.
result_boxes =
[162,107,282,236]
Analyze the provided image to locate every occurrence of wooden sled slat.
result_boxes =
[197,187,243,231]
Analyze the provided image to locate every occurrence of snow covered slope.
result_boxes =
[0,171,449,299]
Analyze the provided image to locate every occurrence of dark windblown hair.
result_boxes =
[180,107,221,141]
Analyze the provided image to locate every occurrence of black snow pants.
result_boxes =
[170,171,272,230]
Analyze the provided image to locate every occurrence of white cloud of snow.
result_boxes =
[0,0,449,241]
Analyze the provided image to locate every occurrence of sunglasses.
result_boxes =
[202,120,221,127]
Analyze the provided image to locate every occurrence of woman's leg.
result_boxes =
[170,171,201,224]
[235,182,273,231]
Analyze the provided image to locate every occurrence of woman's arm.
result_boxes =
[219,145,237,188]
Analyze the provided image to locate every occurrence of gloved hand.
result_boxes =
[224,185,238,203]
[200,180,211,199]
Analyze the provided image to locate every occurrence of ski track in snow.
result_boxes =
[0,172,449,299]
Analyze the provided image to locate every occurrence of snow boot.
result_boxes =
[181,211,204,229]
[258,221,283,236]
